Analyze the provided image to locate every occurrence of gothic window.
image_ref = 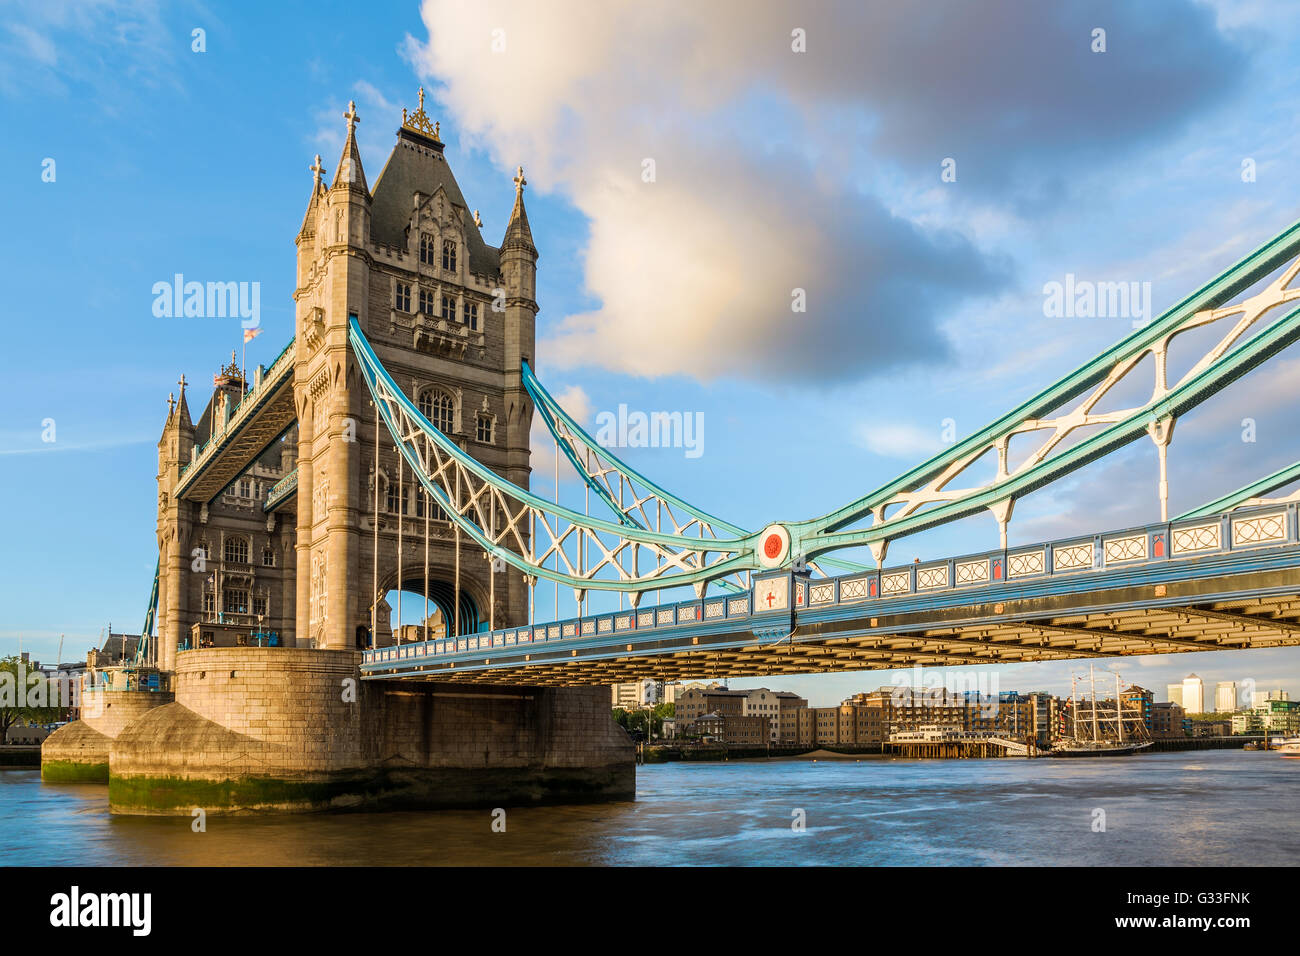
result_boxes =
[463,300,479,331]
[223,588,249,615]
[203,592,215,617]
[442,239,456,271]
[224,536,249,565]
[441,295,455,320]
[418,389,455,434]
[395,282,411,313]
[253,595,268,618]
[419,232,435,265]
[262,547,275,568]
[238,478,251,498]
[414,486,448,522]
[476,414,494,444]
[419,289,434,315]
[385,479,401,514]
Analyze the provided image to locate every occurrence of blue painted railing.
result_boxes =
[362,501,1298,671]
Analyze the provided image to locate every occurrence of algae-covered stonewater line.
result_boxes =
[8,750,1298,866]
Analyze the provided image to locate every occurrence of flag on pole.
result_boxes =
[243,327,262,344]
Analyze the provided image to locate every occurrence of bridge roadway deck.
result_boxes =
[361,504,1300,685]
[174,339,297,502]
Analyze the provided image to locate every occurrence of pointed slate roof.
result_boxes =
[370,126,501,276]
[502,166,536,253]
[176,385,193,431]
[332,101,369,194]
[299,155,327,239]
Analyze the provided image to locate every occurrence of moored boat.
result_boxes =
[1050,665,1153,758]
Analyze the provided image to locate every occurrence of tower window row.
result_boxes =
[413,386,495,445]
[397,282,481,331]
[418,234,458,273]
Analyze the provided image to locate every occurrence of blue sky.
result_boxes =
[3,0,1300,706]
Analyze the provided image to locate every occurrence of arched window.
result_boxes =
[442,239,456,272]
[414,486,448,522]
[224,536,249,564]
[418,389,455,435]
[419,232,434,265]
[262,547,275,567]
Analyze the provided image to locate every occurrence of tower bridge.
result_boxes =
[42,89,1300,814]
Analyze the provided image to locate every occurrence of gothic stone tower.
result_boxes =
[293,93,537,651]
[154,364,299,673]
[51,91,628,813]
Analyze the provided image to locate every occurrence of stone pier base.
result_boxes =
[41,688,175,783]
[106,648,633,814]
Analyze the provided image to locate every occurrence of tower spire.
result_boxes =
[502,165,535,251]
[175,374,192,428]
[332,100,368,193]
[299,155,327,241]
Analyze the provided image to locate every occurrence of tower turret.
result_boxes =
[499,166,539,489]
[293,100,372,649]
[296,154,327,288]
[155,374,196,672]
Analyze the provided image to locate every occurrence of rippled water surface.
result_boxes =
[3,750,1295,865]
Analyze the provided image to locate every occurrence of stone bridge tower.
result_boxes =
[293,92,537,651]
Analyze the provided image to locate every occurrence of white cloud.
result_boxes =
[855,422,941,459]
[404,0,1005,385]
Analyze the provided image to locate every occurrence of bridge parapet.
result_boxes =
[361,502,1299,681]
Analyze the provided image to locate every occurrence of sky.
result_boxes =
[2,0,1300,706]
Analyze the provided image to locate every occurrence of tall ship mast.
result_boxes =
[1052,666,1153,757]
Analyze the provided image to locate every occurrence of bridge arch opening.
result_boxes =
[383,579,481,645]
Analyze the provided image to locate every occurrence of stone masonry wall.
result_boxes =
[106,647,634,813]
[81,689,175,738]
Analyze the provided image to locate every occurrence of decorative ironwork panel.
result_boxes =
[1172,522,1221,554]
[562,623,577,637]
[839,577,870,601]
[597,617,613,633]
[882,571,910,595]
[809,582,836,605]
[581,620,596,635]
[728,597,750,616]
[916,565,948,590]
[1232,511,1287,547]
[637,611,654,628]
[1103,534,1147,563]
[1052,541,1093,571]
[657,608,675,626]
[1008,549,1045,577]
[955,559,987,584]
[705,599,726,619]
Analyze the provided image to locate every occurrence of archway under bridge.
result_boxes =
[383,579,481,644]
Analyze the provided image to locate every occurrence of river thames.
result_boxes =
[2,750,1295,866]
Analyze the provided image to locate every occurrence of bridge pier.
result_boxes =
[103,648,632,814]
[41,686,175,783]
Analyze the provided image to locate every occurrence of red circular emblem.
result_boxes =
[764,533,783,559]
